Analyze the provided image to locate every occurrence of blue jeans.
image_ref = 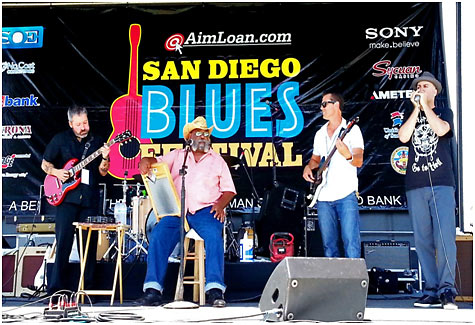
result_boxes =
[143,206,226,293]
[406,186,457,297]
[316,192,361,258]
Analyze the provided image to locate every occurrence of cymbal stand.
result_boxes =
[124,182,149,259]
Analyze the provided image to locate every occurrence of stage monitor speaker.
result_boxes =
[2,251,18,297]
[259,257,368,322]
[15,246,47,296]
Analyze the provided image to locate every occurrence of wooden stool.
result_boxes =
[179,229,206,305]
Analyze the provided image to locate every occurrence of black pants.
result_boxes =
[47,202,97,295]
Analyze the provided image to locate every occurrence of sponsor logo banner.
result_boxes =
[2,26,44,49]
[391,146,409,175]
[2,125,32,139]
[2,95,40,107]
[2,61,36,74]
[165,31,293,54]
[372,60,421,80]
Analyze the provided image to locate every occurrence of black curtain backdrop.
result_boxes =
[2,3,449,221]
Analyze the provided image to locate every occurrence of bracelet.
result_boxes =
[102,156,110,162]
[346,155,353,162]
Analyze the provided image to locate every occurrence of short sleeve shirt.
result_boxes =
[43,129,104,207]
[157,148,237,214]
[404,106,455,190]
[312,118,364,201]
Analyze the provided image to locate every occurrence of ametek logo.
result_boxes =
[371,90,413,100]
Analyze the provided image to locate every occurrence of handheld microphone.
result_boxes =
[185,139,194,146]
[414,95,421,103]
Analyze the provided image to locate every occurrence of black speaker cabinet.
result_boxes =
[259,257,368,322]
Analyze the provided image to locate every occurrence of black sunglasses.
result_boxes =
[320,100,337,108]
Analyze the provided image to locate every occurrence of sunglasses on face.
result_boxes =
[194,131,210,137]
[320,100,337,108]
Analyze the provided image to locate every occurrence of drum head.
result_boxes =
[145,209,158,243]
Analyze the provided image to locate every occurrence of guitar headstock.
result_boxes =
[114,130,133,143]
[350,116,360,125]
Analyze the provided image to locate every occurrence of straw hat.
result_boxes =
[183,116,214,140]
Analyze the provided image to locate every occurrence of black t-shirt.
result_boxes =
[43,129,104,207]
[404,106,456,190]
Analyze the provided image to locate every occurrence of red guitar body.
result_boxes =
[43,159,80,206]
[108,24,151,179]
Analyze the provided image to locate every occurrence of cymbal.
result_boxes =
[221,154,240,168]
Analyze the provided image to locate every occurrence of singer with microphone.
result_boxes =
[398,72,458,310]
[135,116,236,307]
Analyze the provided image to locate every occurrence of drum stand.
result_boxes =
[224,211,240,261]
[123,230,148,258]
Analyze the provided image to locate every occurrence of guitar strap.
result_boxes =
[81,136,94,161]
[324,126,346,160]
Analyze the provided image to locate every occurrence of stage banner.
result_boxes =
[2,3,447,218]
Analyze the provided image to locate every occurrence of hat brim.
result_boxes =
[410,76,442,94]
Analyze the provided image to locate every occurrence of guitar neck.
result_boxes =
[321,122,355,170]
[70,139,116,174]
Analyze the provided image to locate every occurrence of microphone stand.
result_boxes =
[164,143,198,309]
[268,101,279,188]
[239,155,261,257]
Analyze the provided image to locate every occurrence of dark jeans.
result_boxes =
[47,202,97,295]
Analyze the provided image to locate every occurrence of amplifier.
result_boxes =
[17,223,55,233]
[362,241,410,271]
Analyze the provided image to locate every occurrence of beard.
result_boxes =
[191,139,210,153]
[75,131,89,139]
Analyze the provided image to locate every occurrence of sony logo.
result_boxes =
[365,26,424,40]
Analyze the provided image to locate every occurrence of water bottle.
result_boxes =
[240,230,254,262]
[114,200,127,225]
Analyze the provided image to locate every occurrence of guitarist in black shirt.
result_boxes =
[41,106,110,301]
[302,92,364,258]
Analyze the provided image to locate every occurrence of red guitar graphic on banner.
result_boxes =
[108,24,151,179]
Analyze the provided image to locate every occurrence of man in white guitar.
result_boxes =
[302,92,364,258]
[41,106,110,302]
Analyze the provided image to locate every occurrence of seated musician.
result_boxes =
[134,116,236,307]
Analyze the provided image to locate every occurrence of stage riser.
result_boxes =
[46,261,277,301]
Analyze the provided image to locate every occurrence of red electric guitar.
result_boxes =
[44,130,132,206]
[108,24,152,179]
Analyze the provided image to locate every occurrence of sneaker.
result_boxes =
[134,288,162,306]
[440,290,458,310]
[414,295,442,308]
[206,288,226,308]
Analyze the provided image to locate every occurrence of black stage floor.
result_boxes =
[46,259,277,302]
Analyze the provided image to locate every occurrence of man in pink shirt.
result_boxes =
[134,116,236,307]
